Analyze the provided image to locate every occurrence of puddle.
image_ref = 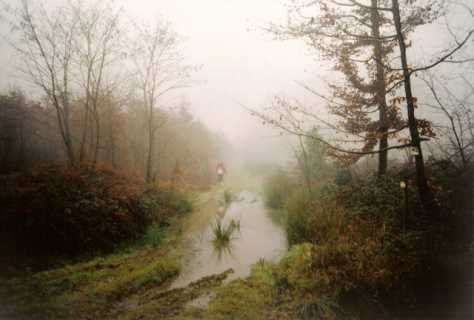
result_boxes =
[171,190,287,288]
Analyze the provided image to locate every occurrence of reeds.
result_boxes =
[211,218,240,249]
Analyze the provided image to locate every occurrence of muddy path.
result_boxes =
[0,178,289,320]
[172,189,287,288]
[109,182,288,319]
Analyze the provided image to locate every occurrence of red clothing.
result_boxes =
[216,163,226,175]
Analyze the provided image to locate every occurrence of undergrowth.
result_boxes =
[0,165,192,263]
[234,168,461,318]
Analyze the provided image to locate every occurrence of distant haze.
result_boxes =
[0,0,472,165]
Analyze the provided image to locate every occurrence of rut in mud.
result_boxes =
[108,188,288,319]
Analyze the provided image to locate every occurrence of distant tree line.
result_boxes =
[0,0,225,187]
[0,89,225,187]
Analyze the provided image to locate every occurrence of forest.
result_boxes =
[0,0,473,319]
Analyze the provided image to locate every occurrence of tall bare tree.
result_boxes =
[15,1,78,165]
[421,73,474,168]
[390,0,472,211]
[130,20,190,182]
[72,0,123,166]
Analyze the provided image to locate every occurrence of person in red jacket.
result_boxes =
[216,162,226,183]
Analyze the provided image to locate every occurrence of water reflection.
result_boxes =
[171,190,287,288]
[211,218,241,261]
[212,240,234,261]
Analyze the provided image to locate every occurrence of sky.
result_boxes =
[0,0,324,164]
[0,0,473,165]
[120,0,326,165]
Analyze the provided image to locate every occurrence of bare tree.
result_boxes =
[421,73,474,168]
[72,0,123,166]
[14,1,78,165]
[390,0,473,212]
[130,19,190,182]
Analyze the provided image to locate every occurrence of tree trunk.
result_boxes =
[392,0,436,214]
[62,61,76,167]
[79,101,90,163]
[450,115,467,169]
[145,106,154,183]
[297,136,313,195]
[92,109,100,167]
[109,122,117,169]
[53,95,75,166]
[371,0,389,176]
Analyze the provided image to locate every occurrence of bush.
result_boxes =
[277,175,426,298]
[263,170,295,209]
[284,189,313,246]
[334,167,352,186]
[277,202,423,299]
[335,175,412,220]
[141,225,167,248]
[141,187,193,227]
[0,166,192,259]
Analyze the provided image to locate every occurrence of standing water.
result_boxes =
[171,190,287,288]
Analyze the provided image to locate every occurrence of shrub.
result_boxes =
[0,166,192,259]
[335,175,410,220]
[277,176,426,298]
[141,225,166,248]
[141,187,193,226]
[334,167,352,186]
[284,189,313,246]
[263,170,295,209]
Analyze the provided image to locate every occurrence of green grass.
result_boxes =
[0,174,259,320]
[297,296,340,320]
[203,261,278,320]
[263,170,295,209]
[211,219,240,250]
[203,246,342,320]
[0,221,185,320]
[223,189,234,206]
[141,225,167,248]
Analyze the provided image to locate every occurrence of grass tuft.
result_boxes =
[211,219,240,250]
[223,190,234,206]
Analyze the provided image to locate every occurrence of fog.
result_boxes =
[0,0,472,167]
[1,1,473,319]
[0,0,328,166]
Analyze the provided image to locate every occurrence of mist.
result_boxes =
[0,0,325,168]
[2,0,470,167]
[0,1,473,319]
